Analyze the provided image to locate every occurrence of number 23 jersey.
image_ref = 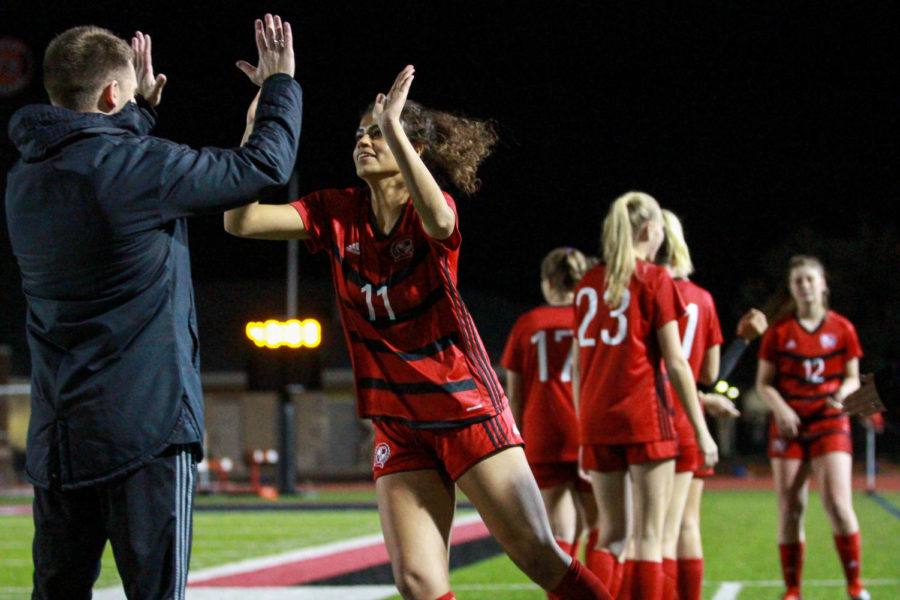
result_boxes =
[575,261,685,444]
[291,188,506,425]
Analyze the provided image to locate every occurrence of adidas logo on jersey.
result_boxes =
[345,242,360,255]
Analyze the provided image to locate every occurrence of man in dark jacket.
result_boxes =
[4,14,301,599]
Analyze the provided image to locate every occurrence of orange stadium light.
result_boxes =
[245,318,321,349]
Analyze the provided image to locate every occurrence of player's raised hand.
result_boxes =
[132,31,167,107]
[236,13,295,86]
[737,308,768,341]
[373,65,415,127]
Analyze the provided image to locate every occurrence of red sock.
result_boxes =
[616,560,635,600]
[677,558,703,600]
[433,593,456,600]
[550,558,613,600]
[778,541,804,596]
[661,558,677,600]
[834,531,864,596]
[632,560,663,600]
[586,549,617,587]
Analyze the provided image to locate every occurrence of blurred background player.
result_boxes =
[225,67,611,600]
[574,191,718,600]
[501,247,598,579]
[755,255,870,600]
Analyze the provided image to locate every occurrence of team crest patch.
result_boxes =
[390,237,414,262]
[820,333,837,349]
[373,442,391,469]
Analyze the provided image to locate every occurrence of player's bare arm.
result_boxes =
[375,65,456,240]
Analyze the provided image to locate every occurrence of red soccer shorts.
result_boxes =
[767,414,853,460]
[530,461,593,492]
[371,407,524,481]
[676,439,703,474]
[581,440,678,472]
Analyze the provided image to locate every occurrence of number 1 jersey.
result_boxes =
[291,188,506,426]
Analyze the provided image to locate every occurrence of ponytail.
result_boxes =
[601,191,660,308]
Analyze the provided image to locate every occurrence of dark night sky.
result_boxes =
[2,1,899,372]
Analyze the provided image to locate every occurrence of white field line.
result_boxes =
[186,512,483,584]
[711,582,742,600]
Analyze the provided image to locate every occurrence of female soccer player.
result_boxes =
[756,255,869,600]
[225,67,611,600]
[654,209,740,600]
[501,247,598,570]
[574,191,718,600]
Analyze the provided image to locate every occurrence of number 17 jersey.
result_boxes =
[575,261,685,444]
[291,188,506,426]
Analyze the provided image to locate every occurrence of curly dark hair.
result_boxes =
[364,100,498,195]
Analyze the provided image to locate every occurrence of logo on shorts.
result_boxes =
[373,442,391,469]
[820,333,837,349]
[772,438,787,454]
[390,237,414,261]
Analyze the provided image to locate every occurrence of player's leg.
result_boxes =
[31,486,107,599]
[676,478,705,600]
[541,481,580,556]
[377,468,456,600]
[660,470,693,600]
[812,449,867,599]
[772,456,810,600]
[576,479,599,564]
[457,446,612,599]
[586,468,628,588]
[629,457,675,600]
[104,444,197,600]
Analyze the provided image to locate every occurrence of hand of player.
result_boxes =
[700,392,741,418]
[373,65,415,129]
[841,373,886,417]
[772,403,800,438]
[698,431,719,469]
[236,13,295,86]
[737,308,768,341]
[132,31,167,107]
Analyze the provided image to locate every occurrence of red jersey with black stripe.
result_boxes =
[575,261,685,444]
[501,305,578,463]
[669,279,724,443]
[291,188,506,426]
[759,310,862,419]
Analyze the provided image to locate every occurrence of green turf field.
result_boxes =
[1,489,898,599]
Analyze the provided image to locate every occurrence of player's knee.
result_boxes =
[391,563,442,600]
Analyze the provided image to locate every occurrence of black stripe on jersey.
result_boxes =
[799,412,846,425]
[439,257,504,414]
[342,286,446,328]
[370,413,493,430]
[781,372,844,384]
[348,332,461,361]
[785,392,835,402]
[654,367,676,440]
[358,377,478,395]
[776,348,846,361]
[333,241,433,289]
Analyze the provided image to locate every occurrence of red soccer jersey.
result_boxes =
[758,310,863,419]
[667,279,724,448]
[291,188,506,425]
[575,261,685,444]
[501,305,578,463]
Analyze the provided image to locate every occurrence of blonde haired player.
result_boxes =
[574,192,717,600]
